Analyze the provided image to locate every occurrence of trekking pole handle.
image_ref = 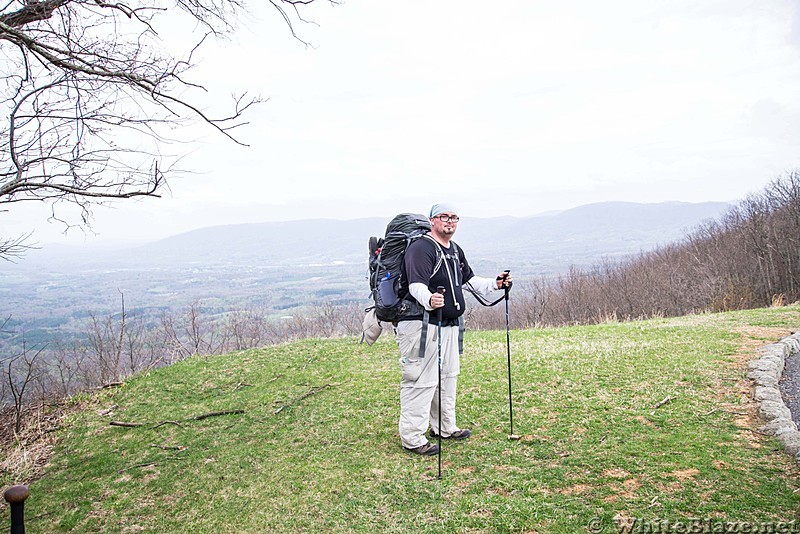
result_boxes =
[4,485,29,534]
[498,270,512,297]
[436,286,445,320]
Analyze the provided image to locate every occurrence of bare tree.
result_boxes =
[4,340,47,433]
[159,302,226,359]
[85,295,127,386]
[313,300,338,338]
[224,307,268,351]
[48,339,87,397]
[0,0,338,258]
[337,302,367,337]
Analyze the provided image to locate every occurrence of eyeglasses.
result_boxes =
[435,215,459,223]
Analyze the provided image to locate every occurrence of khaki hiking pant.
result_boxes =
[395,320,461,449]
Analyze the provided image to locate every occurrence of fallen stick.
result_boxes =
[125,461,157,470]
[97,404,118,416]
[189,409,244,421]
[149,444,187,451]
[274,384,335,415]
[651,395,675,414]
[111,409,245,429]
[152,420,183,429]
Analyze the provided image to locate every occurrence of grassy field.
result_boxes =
[4,306,800,532]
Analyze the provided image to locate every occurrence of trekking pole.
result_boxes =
[436,286,445,479]
[4,485,29,534]
[502,271,520,441]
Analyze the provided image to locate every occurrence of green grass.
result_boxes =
[9,306,800,532]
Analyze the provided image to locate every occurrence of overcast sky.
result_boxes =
[7,0,800,245]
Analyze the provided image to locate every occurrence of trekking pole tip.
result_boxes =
[508,434,521,441]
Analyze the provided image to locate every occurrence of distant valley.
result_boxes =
[0,201,731,341]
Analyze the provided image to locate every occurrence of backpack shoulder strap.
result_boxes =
[449,240,461,260]
[421,234,445,279]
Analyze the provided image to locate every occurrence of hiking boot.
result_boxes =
[403,442,440,456]
[429,428,472,440]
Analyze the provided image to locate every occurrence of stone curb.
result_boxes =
[748,331,800,459]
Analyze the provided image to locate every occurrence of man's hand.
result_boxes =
[429,291,445,309]
[496,270,513,290]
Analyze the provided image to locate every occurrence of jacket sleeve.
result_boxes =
[408,282,434,311]
[465,275,501,298]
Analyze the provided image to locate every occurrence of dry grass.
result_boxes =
[0,398,89,485]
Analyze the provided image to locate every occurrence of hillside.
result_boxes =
[7,306,799,532]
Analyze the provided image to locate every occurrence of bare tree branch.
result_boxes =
[0,231,37,261]
[0,0,338,259]
[0,0,67,28]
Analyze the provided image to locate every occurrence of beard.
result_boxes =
[440,226,456,238]
[430,222,456,242]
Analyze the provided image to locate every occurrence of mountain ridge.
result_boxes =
[0,200,733,331]
[130,200,731,268]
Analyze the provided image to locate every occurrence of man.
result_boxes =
[396,202,512,455]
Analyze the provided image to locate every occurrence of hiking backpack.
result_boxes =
[364,213,499,354]
[368,213,438,323]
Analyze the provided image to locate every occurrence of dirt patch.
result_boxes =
[602,468,630,479]
[622,478,642,492]
[558,483,590,495]
[603,482,638,502]
[487,486,511,497]
[717,326,793,448]
[635,415,655,426]
[670,468,700,481]
[468,508,493,518]
[730,326,790,368]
